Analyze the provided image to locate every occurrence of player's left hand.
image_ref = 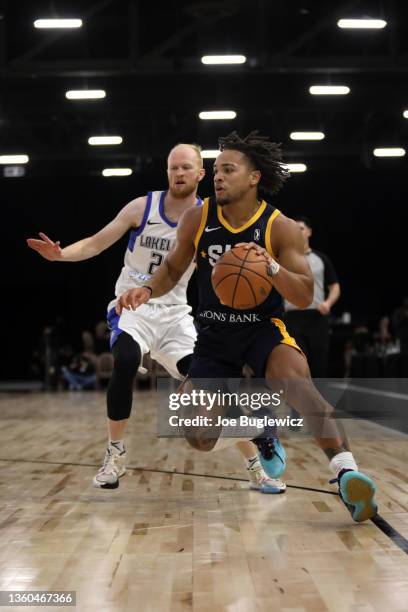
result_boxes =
[235,242,272,263]
[317,300,331,315]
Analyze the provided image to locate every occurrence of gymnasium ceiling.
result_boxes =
[1,0,407,176]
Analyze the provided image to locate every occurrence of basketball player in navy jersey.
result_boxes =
[118,132,378,523]
[27,143,286,494]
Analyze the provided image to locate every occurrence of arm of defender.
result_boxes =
[27,197,146,262]
[117,206,201,313]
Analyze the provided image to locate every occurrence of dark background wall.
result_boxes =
[1,1,407,379]
[2,161,405,379]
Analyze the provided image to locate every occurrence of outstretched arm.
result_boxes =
[117,206,201,313]
[27,197,146,262]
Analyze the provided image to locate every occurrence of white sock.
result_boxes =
[329,451,358,477]
[109,439,125,453]
[246,455,269,481]
[246,455,260,470]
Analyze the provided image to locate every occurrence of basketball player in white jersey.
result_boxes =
[27,144,286,493]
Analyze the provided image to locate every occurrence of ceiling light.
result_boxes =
[201,55,246,65]
[102,168,132,177]
[0,154,29,164]
[373,148,405,157]
[309,86,350,95]
[286,163,307,173]
[201,150,220,159]
[403,110,408,119]
[199,111,237,120]
[66,90,106,100]
[88,136,122,146]
[34,19,82,29]
[290,132,325,141]
[337,19,387,29]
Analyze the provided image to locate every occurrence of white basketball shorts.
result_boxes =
[107,302,196,380]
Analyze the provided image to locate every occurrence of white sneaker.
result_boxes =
[92,446,127,489]
[247,463,286,494]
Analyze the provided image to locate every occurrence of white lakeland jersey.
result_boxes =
[108,190,202,309]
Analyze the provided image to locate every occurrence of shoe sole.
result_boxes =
[249,484,286,494]
[340,472,377,522]
[92,469,126,490]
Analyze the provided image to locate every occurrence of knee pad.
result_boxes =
[112,333,141,378]
[107,334,142,421]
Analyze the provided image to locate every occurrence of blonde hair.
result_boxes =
[168,143,203,168]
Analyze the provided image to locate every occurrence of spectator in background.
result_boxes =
[392,297,408,352]
[61,329,97,390]
[81,330,95,359]
[61,352,97,390]
[94,321,110,355]
[343,323,372,377]
[284,216,340,378]
[374,316,394,356]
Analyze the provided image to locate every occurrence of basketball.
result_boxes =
[211,245,273,309]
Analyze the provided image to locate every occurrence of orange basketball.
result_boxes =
[211,245,273,310]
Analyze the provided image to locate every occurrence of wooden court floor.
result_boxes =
[0,391,407,612]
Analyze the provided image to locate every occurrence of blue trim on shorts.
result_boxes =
[107,307,122,349]
[127,191,153,252]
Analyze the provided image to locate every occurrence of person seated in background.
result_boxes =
[373,316,397,356]
[81,330,96,360]
[60,329,97,390]
[392,297,408,353]
[61,351,97,390]
[343,323,373,377]
[94,321,110,355]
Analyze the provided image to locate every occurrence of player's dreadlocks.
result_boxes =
[218,130,290,197]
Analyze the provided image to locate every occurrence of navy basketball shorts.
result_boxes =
[188,317,303,380]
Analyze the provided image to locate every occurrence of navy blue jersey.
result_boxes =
[194,197,284,327]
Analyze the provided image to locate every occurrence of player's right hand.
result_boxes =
[26,232,62,261]
[116,287,151,315]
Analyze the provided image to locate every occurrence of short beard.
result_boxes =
[216,186,252,206]
[169,183,196,199]
[215,194,232,206]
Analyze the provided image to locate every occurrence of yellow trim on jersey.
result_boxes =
[265,209,280,259]
[271,317,305,356]
[217,200,267,234]
[194,198,209,250]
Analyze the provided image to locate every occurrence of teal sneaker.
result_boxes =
[253,437,286,479]
[331,469,378,523]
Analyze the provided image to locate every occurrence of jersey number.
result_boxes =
[148,251,164,275]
